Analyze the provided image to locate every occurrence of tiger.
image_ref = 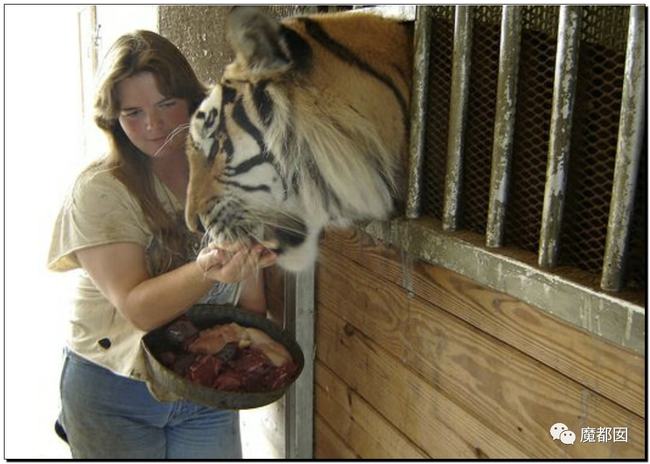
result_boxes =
[185,7,412,272]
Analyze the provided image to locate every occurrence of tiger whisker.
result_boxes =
[243,207,300,228]
[199,232,212,250]
[152,123,191,158]
[245,215,306,236]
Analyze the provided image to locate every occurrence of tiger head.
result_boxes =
[185,7,412,272]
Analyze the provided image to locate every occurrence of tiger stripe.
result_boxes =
[225,153,270,177]
[221,179,271,193]
[206,87,237,163]
[185,8,411,271]
[230,97,288,197]
[300,17,409,130]
[279,25,313,73]
[251,80,274,127]
[232,98,265,151]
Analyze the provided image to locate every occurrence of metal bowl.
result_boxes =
[141,304,304,410]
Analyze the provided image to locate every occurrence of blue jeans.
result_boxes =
[59,349,242,459]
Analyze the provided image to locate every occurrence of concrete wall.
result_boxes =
[158,6,319,86]
[159,5,232,86]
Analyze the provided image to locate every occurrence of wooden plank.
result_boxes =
[317,306,528,458]
[315,414,358,459]
[320,229,645,417]
[316,361,428,458]
[317,248,645,458]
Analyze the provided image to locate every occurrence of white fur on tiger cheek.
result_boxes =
[276,229,319,272]
[190,86,223,159]
[212,234,226,248]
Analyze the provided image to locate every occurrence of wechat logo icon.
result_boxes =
[550,423,576,445]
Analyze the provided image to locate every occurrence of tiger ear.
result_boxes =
[225,7,291,80]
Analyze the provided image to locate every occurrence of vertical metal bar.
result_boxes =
[284,266,315,458]
[486,6,523,247]
[406,6,433,219]
[601,6,645,292]
[442,6,473,231]
[538,6,582,268]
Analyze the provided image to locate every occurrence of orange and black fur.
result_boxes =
[185,7,412,271]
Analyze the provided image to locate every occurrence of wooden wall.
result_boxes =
[160,5,644,457]
[312,228,645,459]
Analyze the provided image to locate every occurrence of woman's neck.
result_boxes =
[152,151,189,203]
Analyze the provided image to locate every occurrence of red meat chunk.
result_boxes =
[268,361,299,390]
[213,368,243,391]
[235,349,275,391]
[156,320,300,393]
[187,355,223,385]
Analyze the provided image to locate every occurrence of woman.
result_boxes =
[47,30,276,459]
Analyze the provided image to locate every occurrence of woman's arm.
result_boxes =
[76,242,275,331]
[238,270,268,316]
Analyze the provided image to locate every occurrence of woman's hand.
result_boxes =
[196,241,277,284]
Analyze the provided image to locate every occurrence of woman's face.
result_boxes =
[117,71,190,158]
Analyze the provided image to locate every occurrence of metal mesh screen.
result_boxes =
[460,6,502,235]
[422,6,454,219]
[419,5,644,291]
[505,6,560,254]
[561,7,631,276]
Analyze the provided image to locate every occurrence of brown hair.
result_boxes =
[91,30,207,272]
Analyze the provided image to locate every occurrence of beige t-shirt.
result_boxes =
[48,166,239,399]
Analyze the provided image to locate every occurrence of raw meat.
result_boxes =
[156,318,299,392]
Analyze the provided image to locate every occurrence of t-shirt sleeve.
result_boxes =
[47,170,151,272]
